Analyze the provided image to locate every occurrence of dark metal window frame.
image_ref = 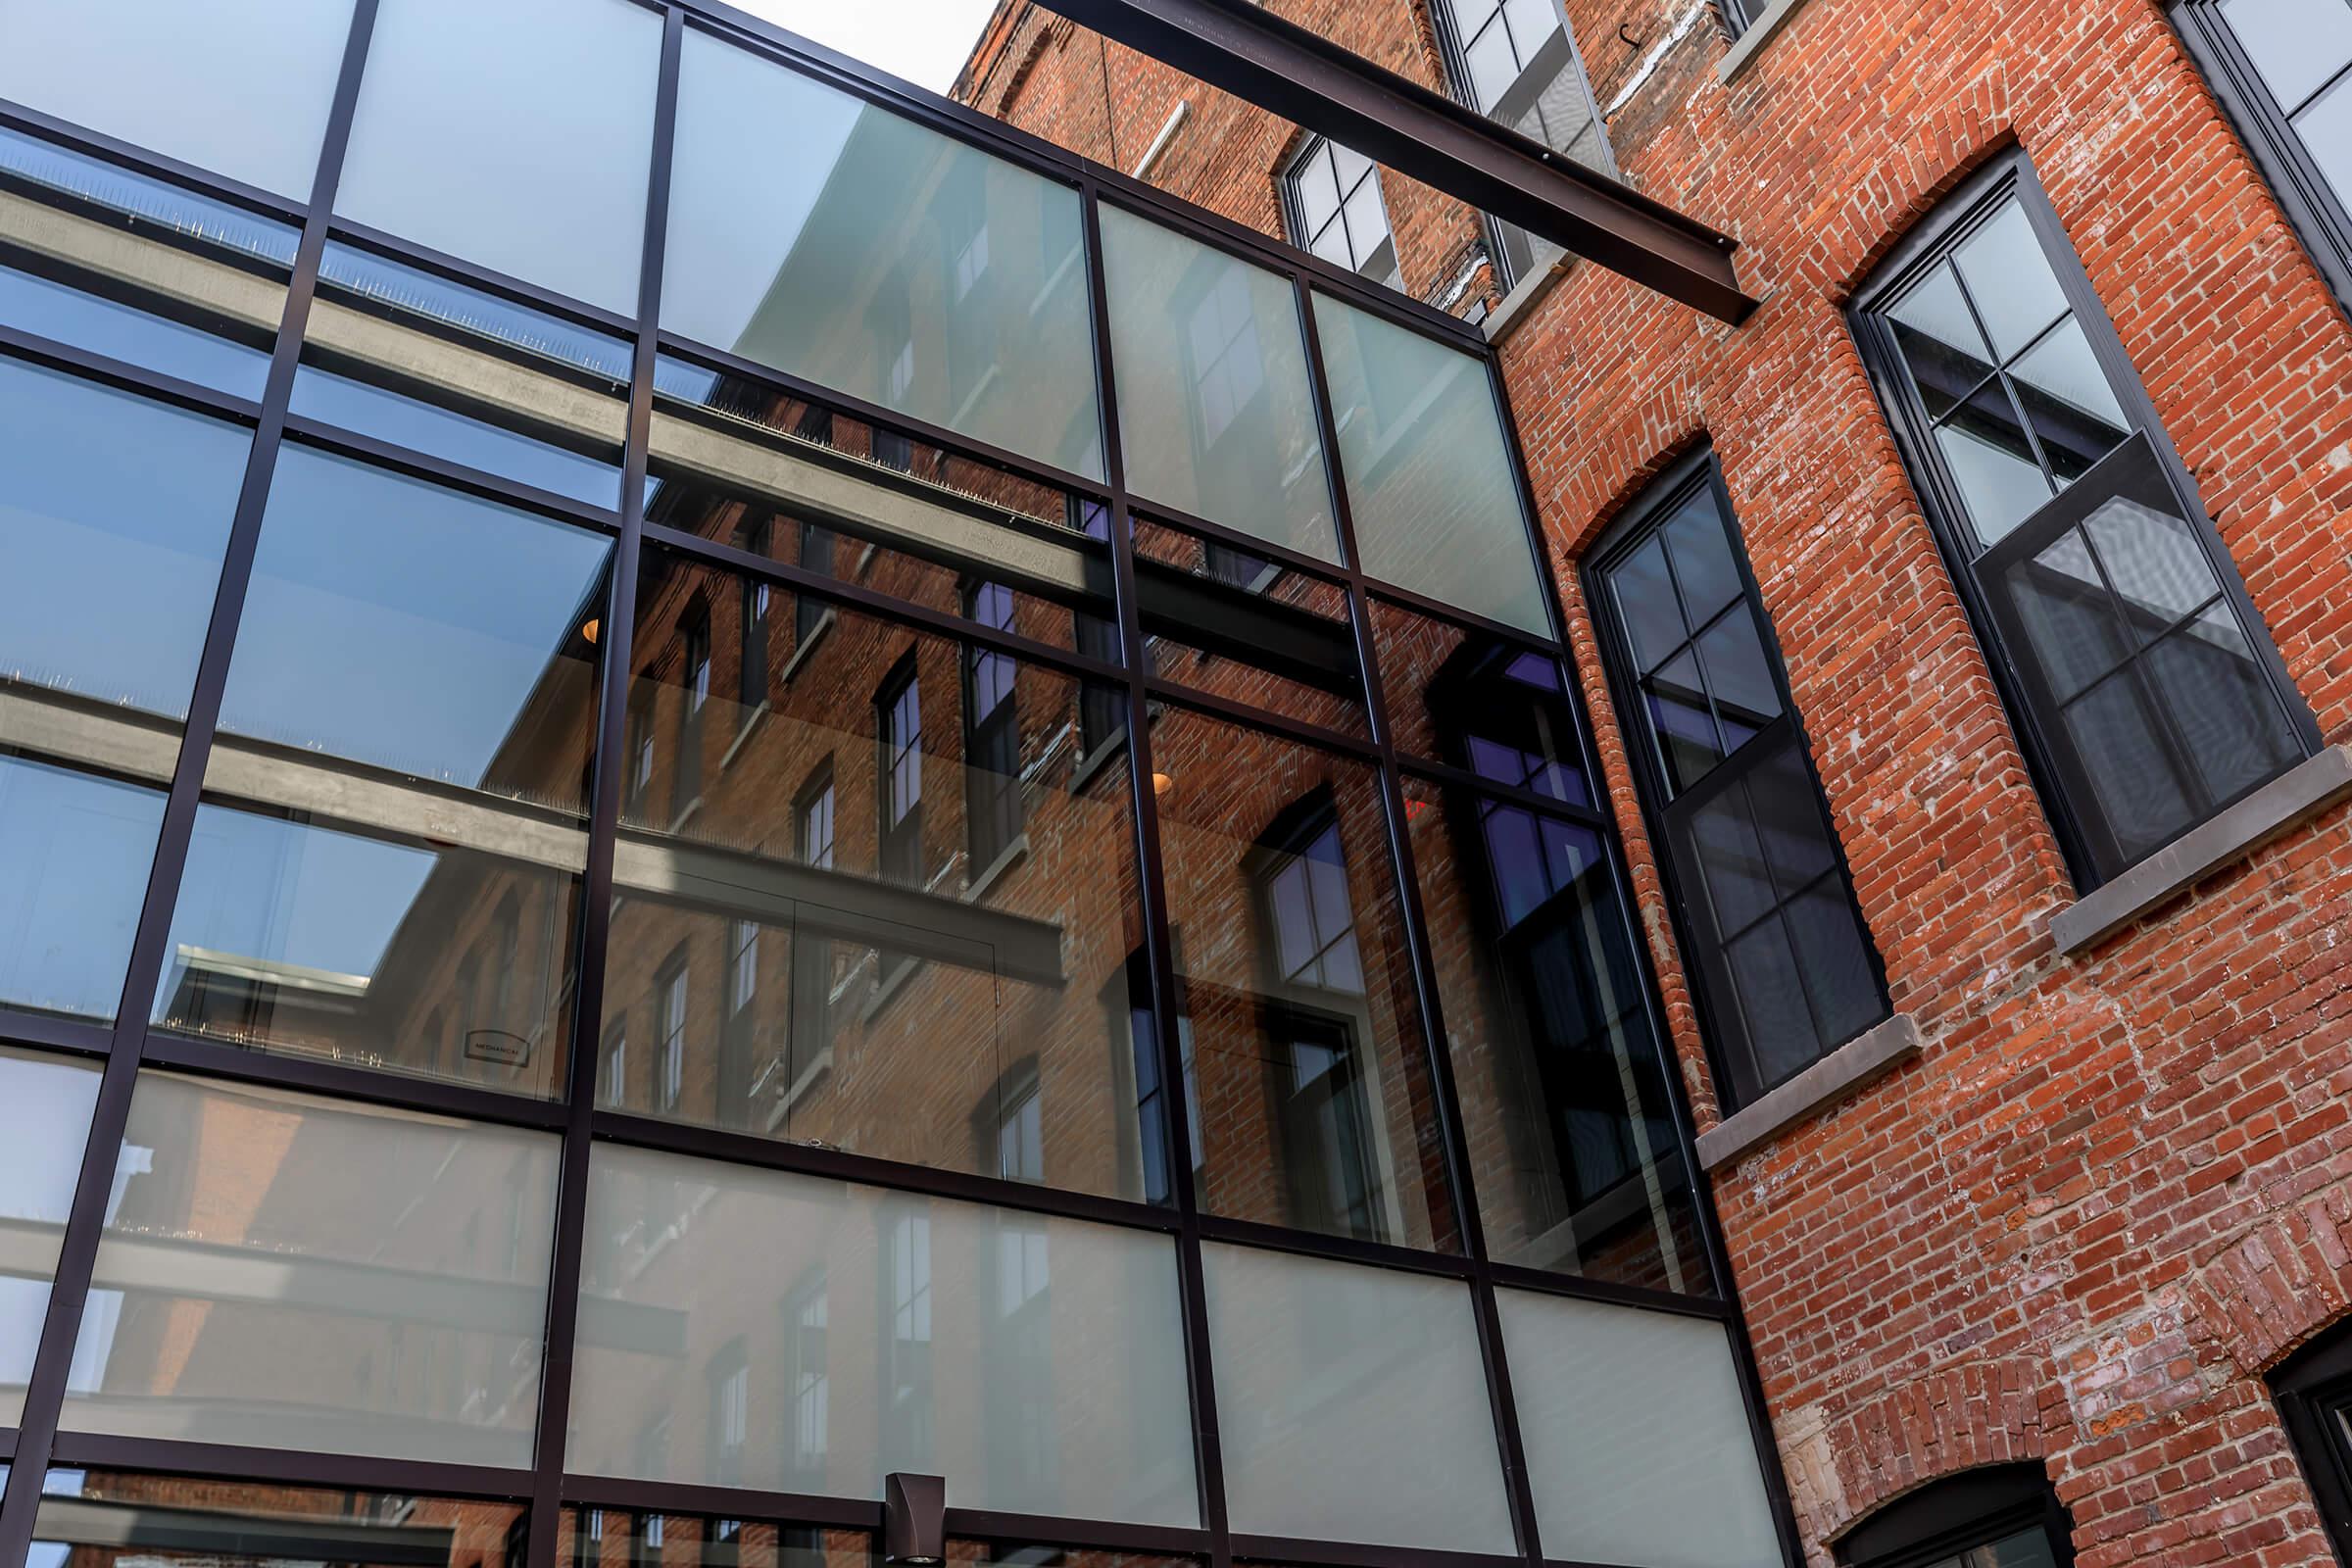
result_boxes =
[1277,133,1400,285]
[1849,148,2319,893]
[0,5,1802,1566]
[2274,1323,2352,1560]
[2171,0,2352,315]
[1837,1463,2077,1568]
[1584,447,1891,1109]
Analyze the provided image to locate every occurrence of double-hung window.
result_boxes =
[2173,0,2352,303]
[1590,454,1889,1107]
[2274,1321,2352,1558]
[657,950,688,1113]
[1838,1465,2076,1568]
[1852,153,2316,889]
[963,582,1024,873]
[877,660,924,888]
[676,609,710,813]
[1429,0,1611,289]
[1282,137,1402,290]
[797,519,837,648]
[735,515,770,711]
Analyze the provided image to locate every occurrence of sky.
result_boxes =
[727,0,1001,93]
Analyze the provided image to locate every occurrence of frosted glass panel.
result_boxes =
[0,0,354,197]
[662,30,1102,479]
[1202,1242,1514,1553]
[1310,291,1549,632]
[60,1072,558,1468]
[1499,1289,1781,1568]
[1100,206,1339,562]
[336,0,662,313]
[0,1046,102,1425]
[570,1144,1200,1526]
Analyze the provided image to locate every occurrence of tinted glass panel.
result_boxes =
[603,549,1146,1199]
[0,0,354,197]
[1370,598,1590,799]
[0,1046,102,1424]
[0,360,251,1021]
[662,31,1101,479]
[0,126,292,397]
[1403,776,1709,1291]
[571,1144,1200,1525]
[1498,1290,1781,1568]
[1311,291,1548,633]
[1101,207,1338,562]
[1953,204,2070,359]
[60,1071,558,1467]
[1154,708,1454,1249]
[1202,1242,1514,1553]
[336,0,661,313]
[294,243,630,503]
[145,447,606,1092]
[33,1471,525,1568]
[2223,0,2352,113]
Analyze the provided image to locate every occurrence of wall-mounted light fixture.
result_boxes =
[883,1473,946,1565]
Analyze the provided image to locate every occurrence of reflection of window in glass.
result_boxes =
[964,583,1024,872]
[675,608,710,813]
[627,687,656,813]
[996,1074,1044,1184]
[2173,0,2352,303]
[710,1338,750,1486]
[1187,268,1267,452]
[1283,137,1402,288]
[736,516,771,709]
[987,1207,1055,1501]
[1129,992,1202,1207]
[601,1020,626,1105]
[1856,162,2311,887]
[877,662,924,887]
[883,1208,934,1468]
[1252,803,1385,1243]
[1592,465,1888,1107]
[1069,499,1126,756]
[783,1270,830,1490]
[720,917,760,1126]
[658,951,688,1112]
[797,520,838,646]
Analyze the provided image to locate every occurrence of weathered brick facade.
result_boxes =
[962,2,2352,1563]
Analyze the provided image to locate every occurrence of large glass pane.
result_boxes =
[2009,318,2129,482]
[32,1470,525,1568]
[1725,915,1820,1087]
[662,30,1101,479]
[1370,599,1590,801]
[60,1071,558,1467]
[1497,1290,1781,1568]
[570,1144,1199,1525]
[0,126,293,397]
[564,1510,874,1568]
[1101,207,1337,561]
[336,0,661,314]
[2224,0,2352,114]
[2010,529,2131,701]
[293,243,631,504]
[1888,265,1994,420]
[2303,74,2352,208]
[1202,1242,1514,1553]
[2143,602,2303,806]
[1404,776,1708,1291]
[1608,534,1690,671]
[1153,708,1454,1249]
[148,445,608,1094]
[0,1047,102,1424]
[1952,202,2069,360]
[0,359,252,1021]
[602,547,1146,1199]
[1311,291,1550,633]
[1936,390,2053,550]
[0,0,354,198]
[2062,669,2200,862]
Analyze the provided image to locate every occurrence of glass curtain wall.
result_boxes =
[0,5,1791,1568]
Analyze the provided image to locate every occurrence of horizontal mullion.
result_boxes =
[2284,55,2352,120]
[0,1009,114,1060]
[589,1106,1183,1234]
[1142,679,1382,760]
[1484,1256,1734,1319]
[322,215,640,337]
[1228,1532,1525,1568]
[137,1030,572,1131]
[0,322,266,424]
[278,415,627,531]
[1395,756,1617,830]
[560,1473,880,1530]
[946,1510,1209,1555]
[0,100,309,223]
[1132,496,1354,589]
[1195,1211,1476,1281]
[42,1431,536,1500]
[1364,579,1563,655]
[641,520,1126,684]
[656,331,1114,504]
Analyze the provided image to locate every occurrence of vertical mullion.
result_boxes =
[1293,273,1544,1568]
[0,0,383,1554]
[523,10,684,1568]
[1078,177,1232,1568]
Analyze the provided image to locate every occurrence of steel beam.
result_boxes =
[1030,0,1758,322]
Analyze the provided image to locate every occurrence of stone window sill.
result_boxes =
[2049,744,2352,957]
[1694,1012,1922,1170]
[1717,0,1818,82]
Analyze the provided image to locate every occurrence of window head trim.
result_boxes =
[1847,147,2320,891]
[1837,1463,2076,1567]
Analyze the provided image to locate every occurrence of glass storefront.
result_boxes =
[0,3,1788,1566]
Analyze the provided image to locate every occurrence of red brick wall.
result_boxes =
[965,1,2352,1563]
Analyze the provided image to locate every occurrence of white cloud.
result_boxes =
[723,0,1000,93]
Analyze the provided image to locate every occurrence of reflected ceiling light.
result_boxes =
[580,617,600,645]
[1152,770,1174,798]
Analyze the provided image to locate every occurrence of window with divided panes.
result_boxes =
[1282,136,1401,289]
